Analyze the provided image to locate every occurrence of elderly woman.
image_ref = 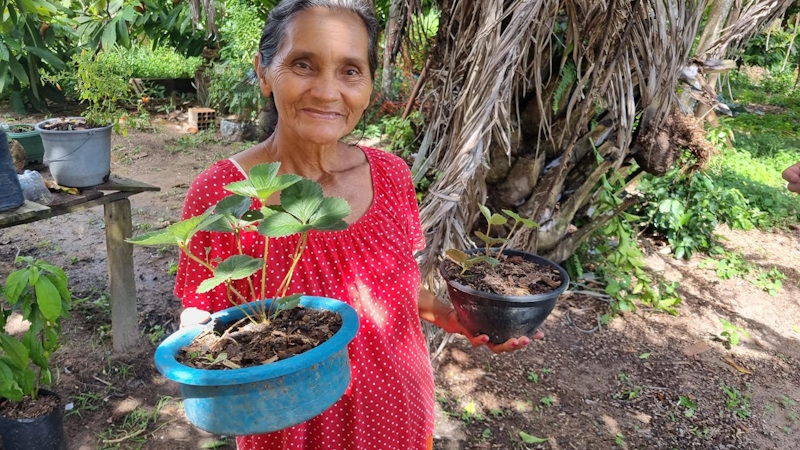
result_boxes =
[175,1,537,448]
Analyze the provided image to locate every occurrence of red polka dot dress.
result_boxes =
[174,146,435,449]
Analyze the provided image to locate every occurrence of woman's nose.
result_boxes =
[310,71,340,101]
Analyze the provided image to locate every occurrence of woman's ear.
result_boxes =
[254,54,272,97]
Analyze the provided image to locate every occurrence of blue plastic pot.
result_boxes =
[155,296,359,436]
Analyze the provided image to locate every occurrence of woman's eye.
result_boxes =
[295,62,310,70]
[345,68,360,76]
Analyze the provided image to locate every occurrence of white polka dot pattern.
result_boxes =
[174,147,434,449]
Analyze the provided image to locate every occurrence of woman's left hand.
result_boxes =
[441,309,543,353]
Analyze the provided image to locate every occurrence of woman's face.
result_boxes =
[257,8,373,146]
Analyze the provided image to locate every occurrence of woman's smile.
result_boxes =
[301,108,345,120]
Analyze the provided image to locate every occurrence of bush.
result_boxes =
[104,45,203,79]
[634,153,757,259]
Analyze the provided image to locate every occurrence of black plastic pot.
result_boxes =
[441,248,569,344]
[0,129,24,212]
[0,389,66,450]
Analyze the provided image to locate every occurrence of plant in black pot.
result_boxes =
[441,206,569,344]
[36,50,131,188]
[0,257,72,450]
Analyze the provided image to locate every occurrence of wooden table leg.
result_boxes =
[104,198,140,353]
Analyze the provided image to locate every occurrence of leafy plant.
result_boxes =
[128,162,350,324]
[102,44,203,79]
[42,49,132,133]
[445,205,538,275]
[719,318,749,349]
[720,383,751,419]
[679,395,697,418]
[0,257,72,402]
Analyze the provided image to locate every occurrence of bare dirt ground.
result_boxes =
[1,110,798,450]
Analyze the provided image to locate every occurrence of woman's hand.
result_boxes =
[418,288,542,354]
[441,309,543,353]
[180,307,211,329]
[783,161,800,193]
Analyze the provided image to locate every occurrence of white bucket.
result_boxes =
[35,117,112,188]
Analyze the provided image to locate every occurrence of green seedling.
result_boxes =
[0,257,72,402]
[719,318,749,348]
[128,162,350,324]
[540,395,555,407]
[721,383,751,419]
[527,371,539,383]
[445,205,538,274]
[679,395,697,418]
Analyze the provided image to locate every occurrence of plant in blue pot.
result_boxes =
[440,205,569,344]
[127,163,359,435]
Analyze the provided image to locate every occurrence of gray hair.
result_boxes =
[258,0,380,79]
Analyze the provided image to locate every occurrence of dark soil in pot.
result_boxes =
[0,392,60,420]
[179,306,342,369]
[37,118,103,131]
[442,253,563,295]
[0,389,66,450]
[7,124,34,133]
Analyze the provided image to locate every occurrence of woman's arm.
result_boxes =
[418,287,539,353]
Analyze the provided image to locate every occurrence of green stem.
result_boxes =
[269,233,308,318]
[184,245,259,320]
[260,236,270,320]
[225,281,259,325]
[497,221,519,257]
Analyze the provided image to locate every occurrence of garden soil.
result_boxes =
[1,110,798,450]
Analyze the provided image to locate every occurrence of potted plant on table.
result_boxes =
[35,50,131,188]
[441,206,570,344]
[1,124,45,165]
[127,163,360,436]
[0,257,72,450]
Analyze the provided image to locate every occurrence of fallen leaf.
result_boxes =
[683,342,712,358]
[722,356,753,375]
[44,179,79,195]
[639,352,651,359]
[519,431,548,444]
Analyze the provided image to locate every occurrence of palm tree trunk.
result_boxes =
[381,0,405,100]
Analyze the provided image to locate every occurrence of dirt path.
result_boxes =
[1,118,798,450]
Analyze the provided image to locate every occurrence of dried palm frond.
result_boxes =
[702,0,794,58]
[189,0,219,38]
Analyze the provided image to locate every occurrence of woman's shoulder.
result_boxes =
[359,146,412,184]
[190,159,245,192]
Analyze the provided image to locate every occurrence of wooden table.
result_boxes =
[0,173,160,353]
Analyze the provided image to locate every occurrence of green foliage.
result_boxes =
[128,162,350,323]
[102,44,203,79]
[0,0,73,112]
[635,153,757,260]
[578,170,682,317]
[208,0,265,121]
[553,62,576,114]
[700,249,786,296]
[41,49,132,133]
[720,383,751,419]
[444,205,538,274]
[709,113,800,229]
[0,257,71,402]
[381,111,424,157]
[719,318,749,349]
[739,23,798,70]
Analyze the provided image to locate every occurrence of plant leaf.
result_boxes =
[502,209,521,221]
[478,204,492,222]
[474,231,507,246]
[34,276,62,322]
[519,431,548,444]
[258,212,310,237]
[0,334,29,370]
[126,229,180,246]
[3,269,29,305]
[214,194,252,221]
[281,179,324,223]
[488,213,507,226]
[445,249,469,265]
[274,294,302,314]
[309,197,350,231]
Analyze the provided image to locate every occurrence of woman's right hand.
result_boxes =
[180,307,211,329]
